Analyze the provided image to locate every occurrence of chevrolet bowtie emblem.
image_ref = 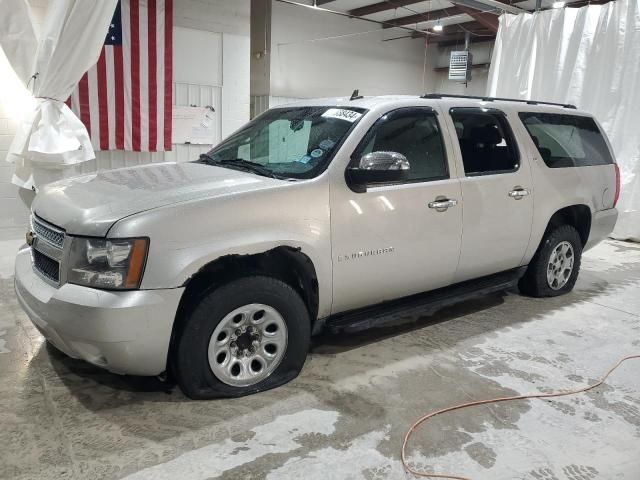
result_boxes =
[26,231,36,246]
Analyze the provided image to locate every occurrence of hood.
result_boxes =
[33,162,283,236]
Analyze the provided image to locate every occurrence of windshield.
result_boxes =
[198,106,367,179]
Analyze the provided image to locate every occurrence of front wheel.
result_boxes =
[174,276,310,399]
[519,225,583,297]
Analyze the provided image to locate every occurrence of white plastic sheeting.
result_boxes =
[487,0,640,241]
[0,0,37,84]
[2,0,117,190]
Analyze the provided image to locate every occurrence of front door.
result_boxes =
[445,107,534,282]
[330,107,463,314]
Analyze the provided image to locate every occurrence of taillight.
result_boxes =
[614,163,621,207]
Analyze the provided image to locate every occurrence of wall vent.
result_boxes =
[449,50,473,82]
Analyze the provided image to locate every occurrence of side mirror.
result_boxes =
[346,151,410,192]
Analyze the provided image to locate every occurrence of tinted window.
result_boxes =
[356,108,448,182]
[450,109,520,176]
[519,112,613,168]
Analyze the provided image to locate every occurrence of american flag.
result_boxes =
[67,0,173,152]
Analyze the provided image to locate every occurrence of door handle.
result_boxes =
[508,187,530,200]
[428,198,458,211]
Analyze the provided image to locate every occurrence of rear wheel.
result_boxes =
[174,276,310,399]
[519,225,582,297]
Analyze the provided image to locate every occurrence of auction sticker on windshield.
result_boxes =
[319,139,336,150]
[321,108,363,123]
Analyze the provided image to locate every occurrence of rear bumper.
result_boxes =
[585,208,618,251]
[14,246,183,376]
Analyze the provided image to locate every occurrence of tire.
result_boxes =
[174,276,310,399]
[519,224,583,298]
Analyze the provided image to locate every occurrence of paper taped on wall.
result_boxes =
[172,106,216,145]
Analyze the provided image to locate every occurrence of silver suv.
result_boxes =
[15,94,620,399]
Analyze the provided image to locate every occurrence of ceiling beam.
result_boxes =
[349,0,427,17]
[461,0,527,14]
[449,19,492,29]
[381,7,466,28]
[431,32,497,47]
[454,4,499,32]
[442,20,494,35]
[350,0,526,18]
[561,0,612,7]
[410,20,493,37]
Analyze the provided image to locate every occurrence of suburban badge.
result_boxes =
[337,247,394,262]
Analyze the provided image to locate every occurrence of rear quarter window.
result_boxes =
[519,112,613,168]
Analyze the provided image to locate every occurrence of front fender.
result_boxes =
[108,176,333,317]
[155,235,329,318]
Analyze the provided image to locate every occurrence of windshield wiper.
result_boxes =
[220,158,280,178]
[198,152,217,165]
[198,154,279,179]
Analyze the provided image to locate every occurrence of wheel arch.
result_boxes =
[544,204,592,247]
[166,246,320,374]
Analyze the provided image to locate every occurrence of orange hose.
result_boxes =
[401,354,640,480]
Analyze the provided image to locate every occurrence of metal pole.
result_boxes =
[465,31,470,50]
[535,0,542,11]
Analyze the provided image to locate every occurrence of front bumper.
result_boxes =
[584,208,618,251]
[14,246,184,376]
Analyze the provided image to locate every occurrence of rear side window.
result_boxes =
[450,108,520,176]
[519,113,613,168]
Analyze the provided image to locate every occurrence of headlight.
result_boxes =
[68,237,149,290]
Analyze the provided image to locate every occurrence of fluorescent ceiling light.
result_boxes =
[552,1,565,7]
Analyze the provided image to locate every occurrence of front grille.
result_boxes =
[32,216,65,248]
[33,250,60,283]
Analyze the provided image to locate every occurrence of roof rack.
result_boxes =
[420,93,577,109]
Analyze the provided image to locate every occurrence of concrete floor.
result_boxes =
[1,235,639,480]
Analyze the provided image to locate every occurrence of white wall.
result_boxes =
[431,67,490,96]
[0,0,250,231]
[267,1,434,99]
[251,3,494,114]
[0,65,27,229]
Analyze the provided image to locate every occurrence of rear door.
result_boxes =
[444,107,534,282]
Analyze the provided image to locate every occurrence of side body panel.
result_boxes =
[523,150,617,261]
[109,176,334,317]
[510,110,618,261]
